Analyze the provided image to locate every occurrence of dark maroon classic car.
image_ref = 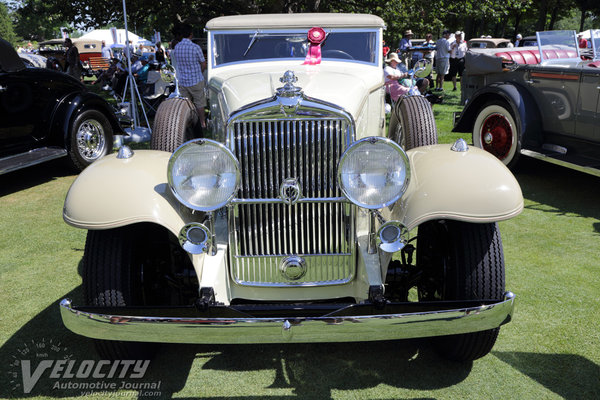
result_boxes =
[0,38,124,175]
[454,30,600,176]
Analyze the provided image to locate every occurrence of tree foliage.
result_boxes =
[9,0,600,45]
[0,2,17,44]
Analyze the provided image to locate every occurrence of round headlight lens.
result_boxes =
[338,137,410,209]
[168,139,240,211]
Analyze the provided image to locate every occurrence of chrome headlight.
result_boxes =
[338,137,410,209]
[168,139,240,212]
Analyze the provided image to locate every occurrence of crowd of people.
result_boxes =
[384,28,470,104]
[384,27,528,103]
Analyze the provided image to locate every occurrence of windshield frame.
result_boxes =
[590,29,600,60]
[207,28,382,68]
[536,30,580,63]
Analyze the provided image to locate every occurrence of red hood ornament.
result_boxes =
[303,27,326,65]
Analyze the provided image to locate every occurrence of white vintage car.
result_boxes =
[60,14,523,362]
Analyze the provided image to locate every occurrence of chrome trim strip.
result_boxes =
[60,292,515,344]
[231,197,349,204]
[520,149,600,178]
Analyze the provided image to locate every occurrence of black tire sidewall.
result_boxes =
[151,97,198,152]
[395,96,438,150]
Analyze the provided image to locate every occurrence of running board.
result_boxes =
[520,149,600,177]
[0,147,67,175]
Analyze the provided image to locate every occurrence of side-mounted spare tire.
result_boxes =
[390,95,438,150]
[151,97,198,152]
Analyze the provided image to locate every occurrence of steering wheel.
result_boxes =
[322,50,355,60]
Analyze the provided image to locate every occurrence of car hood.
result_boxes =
[208,63,383,120]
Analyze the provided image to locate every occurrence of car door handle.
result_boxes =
[525,80,539,84]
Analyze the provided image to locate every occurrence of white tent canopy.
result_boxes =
[79,29,145,46]
[578,29,600,39]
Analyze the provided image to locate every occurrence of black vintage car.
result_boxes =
[454,30,600,176]
[0,38,123,174]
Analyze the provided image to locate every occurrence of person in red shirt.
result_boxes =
[578,34,588,49]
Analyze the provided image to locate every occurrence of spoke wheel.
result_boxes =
[68,109,113,171]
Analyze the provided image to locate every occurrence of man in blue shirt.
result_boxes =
[172,23,207,128]
[398,29,413,66]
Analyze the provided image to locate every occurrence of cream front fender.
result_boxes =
[391,144,524,231]
[63,150,194,235]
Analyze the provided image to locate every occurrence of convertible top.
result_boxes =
[0,38,26,73]
[206,13,386,30]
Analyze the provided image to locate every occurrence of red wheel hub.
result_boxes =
[480,113,513,160]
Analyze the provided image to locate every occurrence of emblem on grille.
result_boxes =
[280,178,301,205]
[280,256,307,280]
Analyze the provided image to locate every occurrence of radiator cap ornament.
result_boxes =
[280,256,307,280]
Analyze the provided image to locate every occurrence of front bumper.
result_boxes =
[60,292,515,344]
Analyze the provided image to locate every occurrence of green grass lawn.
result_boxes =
[1,81,599,399]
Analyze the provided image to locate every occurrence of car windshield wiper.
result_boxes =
[243,31,260,57]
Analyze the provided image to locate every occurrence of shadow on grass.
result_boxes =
[515,157,600,223]
[0,158,75,198]
[493,351,600,399]
[1,285,470,399]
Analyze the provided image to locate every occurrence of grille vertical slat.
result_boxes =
[230,118,354,286]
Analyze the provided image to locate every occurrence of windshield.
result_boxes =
[536,30,580,62]
[211,29,379,66]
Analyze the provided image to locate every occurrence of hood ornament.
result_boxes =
[276,70,302,98]
[275,70,303,116]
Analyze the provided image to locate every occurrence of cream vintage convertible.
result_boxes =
[60,14,523,362]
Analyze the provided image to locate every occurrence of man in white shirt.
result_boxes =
[101,40,113,59]
[449,31,468,91]
[434,30,451,91]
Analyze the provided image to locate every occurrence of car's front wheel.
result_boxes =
[472,101,520,169]
[68,109,113,171]
[82,224,187,360]
[417,220,505,361]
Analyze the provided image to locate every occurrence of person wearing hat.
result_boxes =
[398,29,414,66]
[384,52,410,102]
[515,33,522,47]
[399,29,413,51]
[134,55,150,83]
[434,30,452,91]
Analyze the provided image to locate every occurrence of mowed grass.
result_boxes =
[1,80,599,399]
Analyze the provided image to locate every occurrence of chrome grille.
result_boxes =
[228,118,355,287]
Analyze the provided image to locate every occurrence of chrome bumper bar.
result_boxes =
[60,292,515,344]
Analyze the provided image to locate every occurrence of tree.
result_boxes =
[13,0,70,41]
[0,2,17,44]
